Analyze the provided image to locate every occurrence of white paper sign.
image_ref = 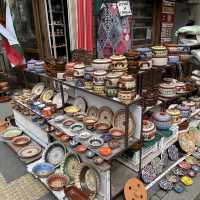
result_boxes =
[117,1,132,17]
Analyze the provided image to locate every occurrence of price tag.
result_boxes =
[117,1,132,17]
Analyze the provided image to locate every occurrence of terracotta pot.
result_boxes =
[0,119,9,132]
[110,55,128,72]
[118,74,136,91]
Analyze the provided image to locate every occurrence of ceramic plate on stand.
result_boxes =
[52,92,69,109]
[98,106,113,125]
[87,106,99,119]
[31,82,45,96]
[18,145,42,158]
[74,96,87,113]
[41,88,54,102]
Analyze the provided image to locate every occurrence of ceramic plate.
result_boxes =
[88,137,104,148]
[32,162,55,178]
[87,106,99,119]
[159,179,173,191]
[142,164,156,184]
[2,127,22,140]
[44,142,66,166]
[98,106,113,125]
[61,153,81,183]
[192,152,200,160]
[167,145,179,161]
[12,135,31,146]
[54,115,65,123]
[151,157,163,175]
[73,96,87,113]
[79,164,100,198]
[78,131,92,140]
[41,88,54,102]
[172,167,187,176]
[18,145,42,158]
[179,131,197,153]
[31,82,45,96]
[185,156,199,165]
[112,109,135,135]
[52,92,69,109]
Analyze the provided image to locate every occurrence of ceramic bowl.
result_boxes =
[63,119,75,127]
[153,112,172,130]
[64,106,80,116]
[159,179,173,191]
[182,101,196,113]
[78,131,92,140]
[74,112,87,122]
[83,116,98,130]
[174,183,185,193]
[47,174,68,191]
[88,137,104,148]
[180,176,193,186]
[12,135,31,146]
[54,115,65,123]
[100,133,112,143]
[94,122,110,134]
[108,140,120,149]
[86,150,96,159]
[109,128,125,139]
[142,120,156,141]
[99,147,112,157]
[70,123,84,133]
[32,162,55,178]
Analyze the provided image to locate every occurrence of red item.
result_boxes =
[99,147,112,157]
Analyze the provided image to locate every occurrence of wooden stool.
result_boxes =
[124,178,147,200]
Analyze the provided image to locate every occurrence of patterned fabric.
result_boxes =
[97,3,132,58]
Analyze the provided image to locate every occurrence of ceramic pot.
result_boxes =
[118,74,136,91]
[168,54,180,64]
[165,43,179,53]
[73,63,85,78]
[93,70,107,85]
[136,48,152,60]
[159,83,176,98]
[105,72,121,88]
[189,96,200,109]
[138,59,152,71]
[125,50,140,74]
[83,116,98,130]
[118,90,136,104]
[92,58,112,71]
[0,119,9,132]
[94,122,110,134]
[110,55,128,72]
[84,81,93,90]
[182,101,196,112]
[153,112,172,130]
[152,46,168,57]
[152,57,168,66]
[142,120,156,141]
[93,85,105,95]
[176,82,186,94]
[177,105,191,118]
[166,109,181,124]
[84,67,94,81]
[105,88,118,97]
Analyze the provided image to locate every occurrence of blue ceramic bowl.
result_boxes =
[32,162,55,178]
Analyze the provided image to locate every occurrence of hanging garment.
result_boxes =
[67,0,78,50]
[96,3,132,58]
[77,0,93,53]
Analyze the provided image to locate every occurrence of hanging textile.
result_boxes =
[76,0,93,53]
[160,0,176,43]
[96,2,132,58]
[67,0,78,51]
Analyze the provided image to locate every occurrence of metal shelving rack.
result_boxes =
[44,0,68,58]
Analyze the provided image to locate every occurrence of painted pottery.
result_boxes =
[84,67,94,81]
[32,162,55,178]
[182,101,196,112]
[159,179,173,191]
[118,74,136,91]
[152,46,168,57]
[138,59,152,70]
[174,183,185,193]
[105,72,121,88]
[0,119,9,132]
[136,47,152,60]
[105,87,118,97]
[177,105,191,118]
[109,128,125,139]
[64,106,80,116]
[152,57,168,66]
[70,123,84,133]
[142,120,156,141]
[189,96,200,109]
[47,174,68,191]
[166,109,181,124]
[168,54,180,64]
[117,90,136,104]
[83,116,98,130]
[153,112,172,130]
[92,58,112,71]
[94,122,110,134]
[125,50,140,74]
[12,135,31,146]
[84,81,93,90]
[159,83,176,98]
[93,85,105,95]
[180,176,193,186]
[88,137,104,148]
[73,63,85,78]
[175,82,186,94]
[110,55,128,72]
[99,147,112,157]
[93,70,107,85]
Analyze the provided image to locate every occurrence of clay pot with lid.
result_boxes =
[142,120,156,141]
[153,112,172,130]
[93,70,107,85]
[73,63,85,78]
[105,72,122,88]
[182,101,196,112]
[177,105,191,118]
[118,74,136,91]
[189,96,200,109]
[118,90,136,104]
[125,50,140,74]
[159,83,176,98]
[110,55,128,72]
[166,109,181,124]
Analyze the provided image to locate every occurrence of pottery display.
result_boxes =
[88,137,104,148]
[152,57,168,66]
[166,109,181,124]
[177,105,191,118]
[12,135,31,146]
[84,67,94,81]
[105,72,121,88]
[182,101,196,112]
[47,174,68,191]
[94,122,110,134]
[93,70,107,85]
[2,127,22,140]
[118,74,136,91]
[153,112,172,130]
[83,116,98,130]
[98,106,113,125]
[32,162,55,178]
[125,50,140,74]
[64,106,80,116]
[142,120,156,141]
[159,83,176,98]
[87,106,99,119]
[92,58,112,71]
[118,90,136,104]
[70,123,84,133]
[73,63,85,78]
[93,85,105,95]
[18,145,42,158]
[189,96,200,109]
[110,55,128,72]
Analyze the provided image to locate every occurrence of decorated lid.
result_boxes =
[106,72,121,79]
[94,70,107,76]
[142,120,155,132]
[153,112,171,122]
[177,105,190,111]
[182,101,196,107]
[110,55,126,61]
[159,83,176,89]
[74,63,85,69]
[166,109,181,116]
[120,74,135,82]
[152,46,167,51]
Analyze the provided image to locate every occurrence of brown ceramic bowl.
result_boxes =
[83,116,98,130]
[109,128,125,139]
[12,135,31,146]
[94,122,110,134]
[47,174,68,191]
